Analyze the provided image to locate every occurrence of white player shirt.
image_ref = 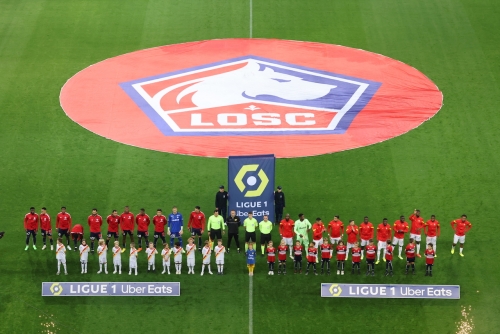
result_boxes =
[161,248,171,264]
[130,248,139,268]
[173,246,185,263]
[97,245,107,263]
[55,244,66,262]
[186,244,196,260]
[79,244,90,263]
[146,247,158,264]
[202,246,212,264]
[214,245,225,264]
[112,246,121,265]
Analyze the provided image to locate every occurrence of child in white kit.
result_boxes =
[201,240,213,275]
[112,241,122,274]
[56,238,68,275]
[161,243,171,274]
[214,239,226,275]
[129,242,139,275]
[186,237,196,274]
[146,242,158,271]
[79,239,89,274]
[173,241,185,274]
[97,239,108,274]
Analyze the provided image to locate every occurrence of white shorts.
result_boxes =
[148,261,154,266]
[377,241,387,249]
[216,260,224,265]
[360,239,370,247]
[410,233,422,242]
[392,237,404,246]
[113,260,121,266]
[163,260,170,266]
[453,234,465,244]
[129,263,137,269]
[57,258,66,264]
[187,258,195,266]
[202,260,211,265]
[330,237,341,244]
[313,239,323,248]
[99,259,107,264]
[80,259,88,264]
[282,237,293,246]
[426,236,437,245]
[347,242,356,249]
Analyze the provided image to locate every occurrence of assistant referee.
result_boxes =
[243,212,258,252]
[207,210,225,249]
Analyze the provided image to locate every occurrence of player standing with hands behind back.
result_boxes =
[24,207,39,251]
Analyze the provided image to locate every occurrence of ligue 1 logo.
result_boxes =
[60,39,442,158]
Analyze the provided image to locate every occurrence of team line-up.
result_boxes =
[23,207,472,276]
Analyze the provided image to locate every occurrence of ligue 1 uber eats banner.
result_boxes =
[228,155,275,219]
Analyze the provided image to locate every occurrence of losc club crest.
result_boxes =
[119,56,381,136]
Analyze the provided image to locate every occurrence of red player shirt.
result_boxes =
[424,220,440,237]
[188,211,205,230]
[365,245,376,260]
[346,225,359,244]
[359,222,374,241]
[320,243,332,259]
[279,219,295,238]
[351,247,361,262]
[409,214,425,235]
[88,214,103,233]
[120,212,134,231]
[56,212,72,230]
[377,223,392,242]
[136,214,151,232]
[312,222,325,241]
[40,213,51,231]
[24,213,39,230]
[293,245,303,257]
[385,245,393,261]
[425,249,435,265]
[405,243,416,258]
[307,247,317,262]
[393,220,409,239]
[267,247,276,262]
[336,245,347,261]
[107,214,120,233]
[71,224,84,234]
[327,220,344,238]
[278,245,288,261]
[450,219,472,236]
[153,215,167,233]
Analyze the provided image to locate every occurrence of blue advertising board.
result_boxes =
[42,282,180,297]
[228,155,275,220]
[321,283,459,299]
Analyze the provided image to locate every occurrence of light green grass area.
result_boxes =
[1,0,499,333]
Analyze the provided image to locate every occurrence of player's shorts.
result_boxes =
[360,239,370,247]
[129,262,137,269]
[26,229,36,236]
[57,258,66,264]
[406,257,415,263]
[260,233,271,245]
[90,232,101,241]
[294,255,302,262]
[163,260,170,266]
[245,231,256,242]
[113,259,121,266]
[41,229,52,237]
[352,259,361,264]
[107,231,118,239]
[330,237,341,244]
[71,232,83,241]
[347,242,356,249]
[80,259,88,264]
[122,230,133,236]
[377,241,387,249]
[137,231,149,238]
[392,237,404,246]
[426,236,437,245]
[99,258,107,264]
[453,234,465,244]
[410,233,422,242]
[202,260,210,265]
[366,258,375,264]
[321,258,330,262]
[187,258,195,266]
[209,229,222,241]
[279,259,287,263]
[58,229,69,237]
[282,237,293,246]
[191,228,202,236]
[154,231,166,239]
[313,238,323,248]
[216,259,224,265]
[170,232,182,239]
[147,260,154,266]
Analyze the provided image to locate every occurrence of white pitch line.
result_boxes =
[249,276,254,334]
[249,0,253,38]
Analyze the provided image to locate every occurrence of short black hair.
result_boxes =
[61,206,66,209]
[157,209,162,212]
[112,210,117,213]
[334,215,340,219]
[431,215,435,218]
[92,208,97,211]
[41,207,47,210]
[195,206,200,210]
[140,208,145,211]
[30,207,35,210]
[298,213,304,217]
[383,218,388,221]
[462,214,467,218]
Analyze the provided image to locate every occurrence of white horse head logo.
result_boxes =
[152,60,336,109]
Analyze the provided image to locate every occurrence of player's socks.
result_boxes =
[98,264,102,274]
[50,238,54,245]
[416,244,421,254]
[459,247,463,254]
[245,243,248,252]
[399,246,403,257]
[63,263,67,274]
[221,265,224,274]
[405,264,409,274]
[43,236,46,245]
[104,264,108,274]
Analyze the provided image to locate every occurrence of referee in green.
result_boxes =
[207,210,225,249]
[243,212,258,252]
[259,215,273,256]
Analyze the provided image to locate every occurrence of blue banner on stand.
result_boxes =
[228,155,275,220]
[321,283,460,299]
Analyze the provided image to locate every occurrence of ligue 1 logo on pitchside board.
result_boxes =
[60,39,443,158]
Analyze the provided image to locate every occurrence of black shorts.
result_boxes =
[407,257,415,263]
[137,231,149,238]
[58,229,69,237]
[41,229,52,237]
[154,231,165,239]
[210,229,222,241]
[279,259,287,263]
[191,228,202,236]
[294,255,302,262]
[322,258,330,262]
[245,231,256,242]
[90,232,101,241]
[367,259,375,264]
[71,233,83,240]
[122,230,133,236]
[107,231,118,239]
[260,233,271,245]
[26,229,36,236]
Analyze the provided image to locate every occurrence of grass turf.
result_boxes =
[1,0,499,333]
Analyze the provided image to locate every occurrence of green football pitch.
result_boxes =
[1,0,499,333]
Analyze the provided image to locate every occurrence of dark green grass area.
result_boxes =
[1,0,499,333]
